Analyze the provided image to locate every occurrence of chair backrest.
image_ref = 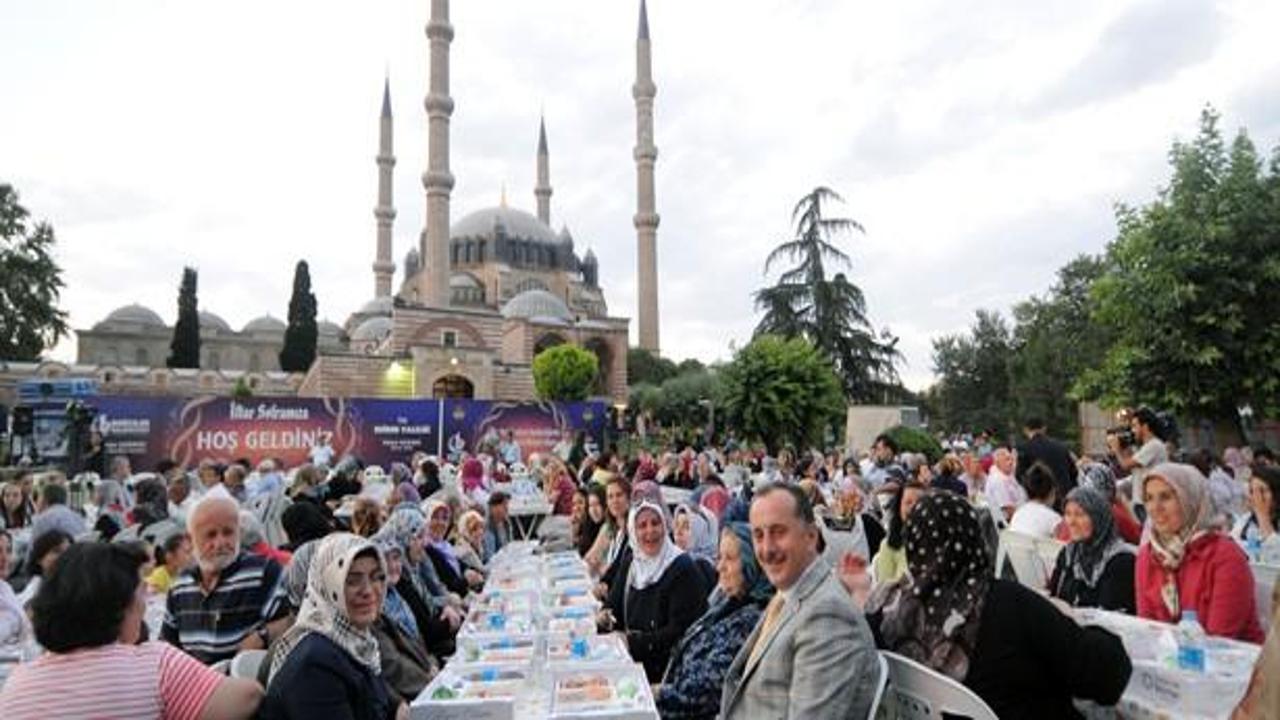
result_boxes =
[997,530,1063,589]
[1252,562,1279,632]
[879,651,998,720]
[230,649,267,680]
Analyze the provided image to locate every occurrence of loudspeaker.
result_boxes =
[11,405,34,436]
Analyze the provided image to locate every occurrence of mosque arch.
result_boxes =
[432,374,474,399]
[533,332,567,356]
[583,337,613,396]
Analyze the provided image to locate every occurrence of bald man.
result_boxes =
[161,494,289,664]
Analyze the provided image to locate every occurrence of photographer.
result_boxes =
[1110,407,1167,494]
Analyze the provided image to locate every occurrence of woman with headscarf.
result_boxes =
[458,457,487,505]
[281,501,334,551]
[603,500,710,682]
[698,485,731,522]
[452,509,488,579]
[369,533,439,704]
[261,533,404,720]
[656,522,774,719]
[542,458,577,516]
[377,507,459,660]
[422,500,480,595]
[853,492,1131,718]
[1079,461,1142,544]
[1136,462,1264,642]
[673,503,719,588]
[1048,487,1135,613]
[869,479,926,586]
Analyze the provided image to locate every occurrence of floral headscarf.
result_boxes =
[699,486,731,520]
[870,492,991,681]
[268,533,384,683]
[1079,462,1118,502]
[1060,487,1132,590]
[423,499,461,575]
[1144,463,1216,615]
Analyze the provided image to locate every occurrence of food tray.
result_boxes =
[548,664,658,720]
[461,608,539,637]
[543,604,598,635]
[454,632,543,665]
[546,632,631,668]
[411,663,532,720]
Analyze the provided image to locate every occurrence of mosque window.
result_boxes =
[442,330,458,348]
[477,241,485,263]
[464,242,472,263]
[135,347,150,366]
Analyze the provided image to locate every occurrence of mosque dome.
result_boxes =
[357,296,394,317]
[501,289,574,322]
[97,303,166,330]
[318,319,344,337]
[242,315,286,334]
[351,316,393,343]
[198,311,231,332]
[451,206,558,245]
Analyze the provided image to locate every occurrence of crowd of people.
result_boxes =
[0,411,1277,718]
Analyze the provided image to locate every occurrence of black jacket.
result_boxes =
[394,574,456,660]
[261,633,397,720]
[1017,433,1078,508]
[1048,550,1136,615]
[373,615,438,704]
[605,553,711,682]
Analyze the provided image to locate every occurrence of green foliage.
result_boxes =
[628,369,724,429]
[231,376,253,398]
[533,344,599,401]
[929,310,1015,437]
[167,267,200,369]
[754,187,902,402]
[882,424,944,464]
[279,260,319,372]
[0,184,68,360]
[720,334,844,454]
[627,347,677,386]
[1077,106,1280,421]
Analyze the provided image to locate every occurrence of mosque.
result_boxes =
[53,1,663,405]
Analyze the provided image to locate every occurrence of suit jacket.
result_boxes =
[720,556,879,719]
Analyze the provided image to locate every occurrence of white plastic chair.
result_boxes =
[878,651,998,720]
[996,530,1063,589]
[229,649,267,680]
[210,659,232,675]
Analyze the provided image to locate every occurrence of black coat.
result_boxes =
[395,574,456,660]
[261,633,397,720]
[605,553,711,682]
[1017,434,1078,509]
[1048,549,1136,615]
[373,615,438,704]
[425,544,470,597]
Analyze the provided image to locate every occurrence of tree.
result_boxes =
[167,267,200,369]
[720,335,844,454]
[928,309,1014,436]
[627,347,677,386]
[1078,107,1280,426]
[533,344,599,401]
[0,184,68,360]
[1008,254,1108,442]
[279,260,319,372]
[753,187,901,402]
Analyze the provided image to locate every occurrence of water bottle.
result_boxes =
[1245,525,1262,562]
[1176,609,1207,673]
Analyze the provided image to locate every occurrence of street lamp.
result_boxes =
[698,398,715,444]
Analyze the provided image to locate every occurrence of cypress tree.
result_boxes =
[279,260,318,372]
[167,266,200,368]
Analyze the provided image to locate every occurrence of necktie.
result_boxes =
[747,593,784,667]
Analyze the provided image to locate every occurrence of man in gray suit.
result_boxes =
[720,483,880,719]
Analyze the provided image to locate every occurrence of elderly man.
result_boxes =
[720,484,879,719]
[984,447,1026,521]
[161,491,289,664]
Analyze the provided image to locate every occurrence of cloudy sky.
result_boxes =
[4,0,1279,389]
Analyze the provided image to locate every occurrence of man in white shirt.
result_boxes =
[1112,407,1167,495]
[308,434,334,468]
[985,447,1026,521]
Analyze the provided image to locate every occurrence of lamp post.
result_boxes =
[698,398,715,445]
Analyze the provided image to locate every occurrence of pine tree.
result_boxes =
[279,260,318,372]
[0,184,69,360]
[167,267,200,368]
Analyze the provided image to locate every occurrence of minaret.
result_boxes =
[419,0,455,307]
[373,77,397,298]
[535,116,553,226]
[633,0,661,352]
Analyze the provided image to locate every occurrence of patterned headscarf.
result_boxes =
[1079,462,1118,502]
[372,531,419,641]
[1061,487,1132,590]
[423,499,461,575]
[460,458,486,494]
[674,503,718,564]
[1143,463,1216,615]
[284,540,319,609]
[380,506,428,555]
[699,486,731,520]
[268,533,384,683]
[870,492,991,681]
[723,521,773,605]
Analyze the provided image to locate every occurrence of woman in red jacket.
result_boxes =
[1136,462,1264,643]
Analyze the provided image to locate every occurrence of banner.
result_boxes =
[441,400,607,465]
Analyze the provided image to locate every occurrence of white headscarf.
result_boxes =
[627,500,684,591]
[674,503,718,564]
[268,533,384,683]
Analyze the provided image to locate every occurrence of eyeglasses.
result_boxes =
[344,573,388,591]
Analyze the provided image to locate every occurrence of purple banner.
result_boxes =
[441,400,607,464]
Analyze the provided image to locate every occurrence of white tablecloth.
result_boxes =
[1074,609,1259,719]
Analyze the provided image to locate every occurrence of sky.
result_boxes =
[3,0,1279,390]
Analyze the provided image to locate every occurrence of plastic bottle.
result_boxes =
[1175,609,1207,673]
[1245,525,1262,563]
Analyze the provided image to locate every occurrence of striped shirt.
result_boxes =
[161,552,287,664]
[0,641,222,720]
